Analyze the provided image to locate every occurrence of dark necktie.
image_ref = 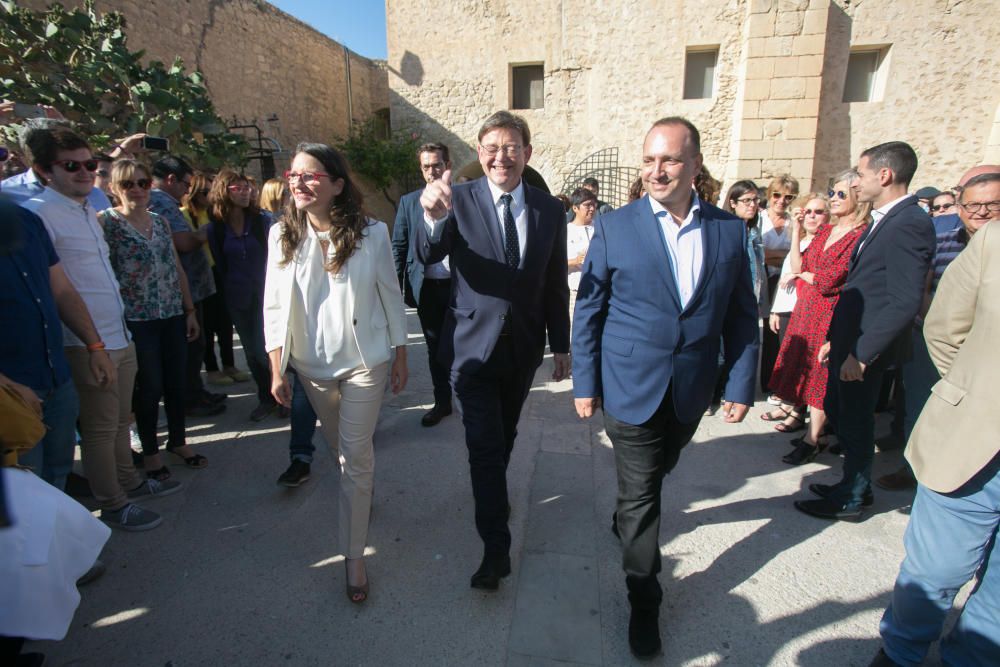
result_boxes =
[499,193,519,268]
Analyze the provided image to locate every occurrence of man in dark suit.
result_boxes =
[417,111,570,590]
[572,117,760,658]
[392,142,454,426]
[797,141,936,521]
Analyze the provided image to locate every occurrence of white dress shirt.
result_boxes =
[24,187,131,350]
[486,179,528,267]
[566,222,594,291]
[650,191,703,308]
[288,224,364,380]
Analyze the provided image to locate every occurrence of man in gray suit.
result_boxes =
[392,143,453,426]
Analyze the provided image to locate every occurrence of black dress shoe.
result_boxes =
[421,404,453,427]
[203,390,228,404]
[628,606,661,658]
[794,497,864,521]
[470,553,511,590]
[869,648,902,666]
[809,482,874,506]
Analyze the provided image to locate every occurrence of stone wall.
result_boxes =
[18,0,395,220]
[388,0,1000,195]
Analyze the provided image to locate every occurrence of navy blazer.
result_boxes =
[827,195,935,367]
[572,196,760,425]
[391,189,426,308]
[414,176,570,375]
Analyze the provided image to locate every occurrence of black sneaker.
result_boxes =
[277,460,311,487]
[186,399,226,418]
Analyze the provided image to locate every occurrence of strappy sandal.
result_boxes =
[166,446,208,469]
[760,406,793,422]
[774,411,807,433]
[345,559,369,604]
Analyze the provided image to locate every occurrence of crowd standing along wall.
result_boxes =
[17,0,394,221]
[388,0,1000,195]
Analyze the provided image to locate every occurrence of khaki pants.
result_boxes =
[301,363,388,559]
[65,344,143,511]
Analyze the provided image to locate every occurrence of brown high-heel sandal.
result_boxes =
[345,559,369,604]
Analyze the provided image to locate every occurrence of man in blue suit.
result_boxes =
[392,142,454,427]
[417,111,571,591]
[572,117,759,658]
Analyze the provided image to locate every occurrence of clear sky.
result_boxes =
[268,1,387,60]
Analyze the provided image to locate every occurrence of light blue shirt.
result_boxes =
[650,191,703,308]
[2,168,112,211]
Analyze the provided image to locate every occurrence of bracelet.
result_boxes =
[86,341,106,352]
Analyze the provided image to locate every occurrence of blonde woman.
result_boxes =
[259,177,288,217]
[263,143,407,603]
[759,174,800,395]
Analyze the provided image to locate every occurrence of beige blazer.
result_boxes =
[905,222,1000,493]
[263,219,407,376]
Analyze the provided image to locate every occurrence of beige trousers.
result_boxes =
[300,362,388,559]
[65,344,143,511]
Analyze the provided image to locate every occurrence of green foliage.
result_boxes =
[0,0,247,168]
[335,118,421,211]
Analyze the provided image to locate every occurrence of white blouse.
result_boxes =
[566,222,595,291]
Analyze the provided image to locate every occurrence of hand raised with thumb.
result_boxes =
[420,169,452,219]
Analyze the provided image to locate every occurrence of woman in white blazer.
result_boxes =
[263,143,407,603]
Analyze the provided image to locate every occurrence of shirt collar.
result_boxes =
[648,188,702,228]
[873,194,911,220]
[486,178,525,208]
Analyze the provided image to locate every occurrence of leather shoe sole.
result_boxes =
[809,483,874,507]
[470,554,511,590]
[794,498,864,521]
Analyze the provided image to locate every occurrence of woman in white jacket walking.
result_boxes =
[263,143,407,603]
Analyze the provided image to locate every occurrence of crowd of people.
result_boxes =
[1,99,998,666]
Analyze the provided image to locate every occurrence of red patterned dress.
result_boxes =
[768,224,865,409]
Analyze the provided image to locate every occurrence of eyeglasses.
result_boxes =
[227,183,252,192]
[803,208,829,216]
[118,178,152,191]
[929,203,954,212]
[828,190,849,200]
[479,144,523,157]
[771,192,795,202]
[52,159,99,173]
[958,200,1000,215]
[284,171,331,186]
[735,196,759,206]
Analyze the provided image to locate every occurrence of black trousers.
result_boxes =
[417,278,452,406]
[203,267,235,372]
[760,273,782,392]
[605,387,700,610]
[128,315,188,454]
[184,300,207,405]
[452,336,535,557]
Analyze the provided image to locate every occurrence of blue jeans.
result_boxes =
[880,457,1000,666]
[228,296,271,404]
[19,378,79,491]
[288,368,317,463]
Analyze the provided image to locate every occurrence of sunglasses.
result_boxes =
[803,208,829,216]
[771,193,795,202]
[118,178,152,191]
[227,183,252,192]
[828,190,849,200]
[929,203,954,212]
[52,159,99,173]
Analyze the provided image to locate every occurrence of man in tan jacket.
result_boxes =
[871,174,1000,667]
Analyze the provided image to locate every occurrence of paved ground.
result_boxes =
[32,309,948,666]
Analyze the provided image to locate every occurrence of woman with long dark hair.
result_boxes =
[206,169,275,421]
[264,143,407,603]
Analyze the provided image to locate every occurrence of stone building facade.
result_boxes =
[387,0,1000,200]
[18,0,394,219]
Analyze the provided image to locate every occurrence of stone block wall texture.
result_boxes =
[17,0,395,221]
[387,0,999,195]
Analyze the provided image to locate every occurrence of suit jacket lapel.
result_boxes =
[637,197,682,310]
[852,195,915,264]
[473,177,505,261]
[522,184,542,269]
[683,210,718,314]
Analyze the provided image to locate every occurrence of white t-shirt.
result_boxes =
[759,210,792,277]
[566,222,594,290]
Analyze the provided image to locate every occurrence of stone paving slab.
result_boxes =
[28,310,943,666]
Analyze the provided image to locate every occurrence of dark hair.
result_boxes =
[478,110,531,146]
[555,194,571,212]
[695,165,722,203]
[650,116,701,154]
[570,187,598,208]
[182,171,214,217]
[280,142,367,274]
[93,152,113,163]
[628,175,645,202]
[152,155,193,181]
[860,141,918,187]
[28,127,90,170]
[582,177,599,189]
[958,172,1000,201]
[418,142,450,164]
[209,168,259,222]
[722,180,760,215]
